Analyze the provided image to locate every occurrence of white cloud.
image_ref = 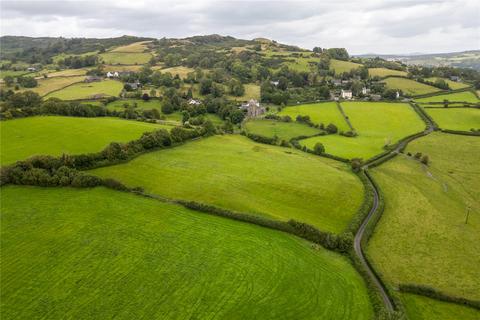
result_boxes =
[0,0,478,54]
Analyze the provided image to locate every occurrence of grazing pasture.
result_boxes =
[45,79,123,100]
[44,69,88,77]
[157,66,195,79]
[415,91,479,103]
[401,293,480,320]
[110,41,151,53]
[301,102,425,160]
[103,64,144,72]
[100,52,152,65]
[424,108,480,131]
[0,116,164,165]
[22,75,86,96]
[382,77,441,96]
[278,102,349,131]
[91,135,364,233]
[368,133,480,301]
[330,59,363,74]
[244,119,321,141]
[0,70,30,79]
[368,68,407,78]
[0,186,374,320]
[426,77,471,90]
[228,83,261,101]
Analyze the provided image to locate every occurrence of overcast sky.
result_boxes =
[1,0,479,54]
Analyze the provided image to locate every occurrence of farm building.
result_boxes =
[341,89,353,100]
[450,76,461,82]
[188,98,201,106]
[241,99,265,118]
[106,71,119,78]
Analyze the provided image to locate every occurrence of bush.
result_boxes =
[326,123,338,134]
[313,142,325,155]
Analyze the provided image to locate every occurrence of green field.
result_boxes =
[100,52,152,65]
[426,77,471,90]
[367,133,480,301]
[158,66,195,79]
[0,116,165,165]
[415,91,480,103]
[111,41,151,53]
[424,108,480,131]
[278,102,350,131]
[91,135,364,233]
[330,59,363,74]
[45,79,123,100]
[244,119,321,141]
[401,293,480,320]
[368,68,407,78]
[382,77,441,96]
[0,70,30,79]
[21,75,86,96]
[0,186,374,320]
[300,102,425,160]
[45,69,88,77]
[282,56,319,72]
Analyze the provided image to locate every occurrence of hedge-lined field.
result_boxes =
[415,91,480,103]
[401,293,480,320]
[300,102,425,160]
[100,52,152,65]
[0,116,165,165]
[244,119,321,141]
[368,133,480,301]
[425,77,471,90]
[21,75,86,96]
[45,79,123,100]
[330,59,363,74]
[382,77,441,96]
[424,108,480,131]
[157,66,195,79]
[44,69,89,77]
[278,102,350,131]
[0,186,374,320]
[90,135,364,233]
[110,41,151,53]
[368,68,407,78]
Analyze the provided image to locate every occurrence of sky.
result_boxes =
[1,0,479,55]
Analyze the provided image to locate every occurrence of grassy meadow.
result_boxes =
[43,69,88,77]
[424,108,480,131]
[158,66,195,79]
[301,102,425,160]
[21,75,86,96]
[0,186,374,320]
[45,79,123,100]
[244,119,321,141]
[330,59,363,74]
[426,77,471,90]
[401,293,480,320]
[415,91,480,103]
[0,116,165,165]
[100,52,152,65]
[91,135,364,233]
[367,132,480,301]
[382,77,441,96]
[110,41,151,53]
[278,102,350,131]
[368,68,407,78]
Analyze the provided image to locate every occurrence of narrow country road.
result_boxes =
[353,171,395,312]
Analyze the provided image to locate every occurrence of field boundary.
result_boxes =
[412,87,474,99]
[43,79,123,100]
[336,101,356,132]
[398,284,480,310]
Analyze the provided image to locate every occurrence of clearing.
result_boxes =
[426,77,471,90]
[300,102,425,160]
[278,102,349,131]
[330,59,363,74]
[382,77,441,96]
[367,132,480,301]
[45,79,123,100]
[0,186,374,320]
[90,135,364,233]
[368,68,407,78]
[0,116,165,165]
[100,52,152,65]
[110,41,151,53]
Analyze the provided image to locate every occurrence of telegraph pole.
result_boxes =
[465,206,470,225]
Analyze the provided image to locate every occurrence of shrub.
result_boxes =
[313,142,325,155]
[421,155,429,165]
[414,152,422,159]
[326,123,338,134]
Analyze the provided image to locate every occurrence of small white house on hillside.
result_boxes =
[341,89,353,100]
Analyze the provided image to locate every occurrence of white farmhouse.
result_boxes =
[341,89,353,100]
[188,99,201,106]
